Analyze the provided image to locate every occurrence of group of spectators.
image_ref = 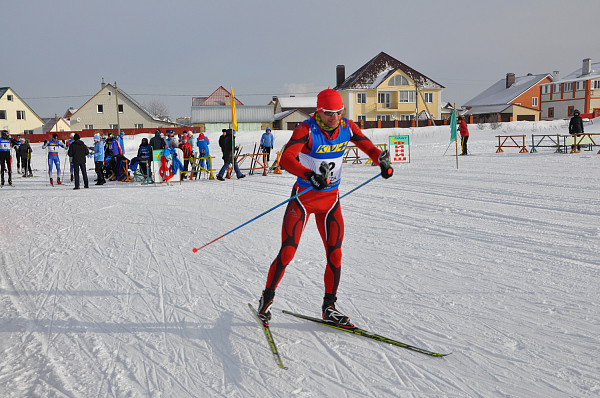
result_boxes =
[0,130,33,186]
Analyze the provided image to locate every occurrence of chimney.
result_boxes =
[101,78,106,89]
[506,73,515,88]
[582,58,592,75]
[336,65,345,87]
[552,71,560,81]
[272,96,277,102]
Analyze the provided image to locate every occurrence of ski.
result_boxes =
[282,310,450,357]
[248,304,288,370]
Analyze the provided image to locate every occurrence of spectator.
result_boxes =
[92,134,106,185]
[150,129,166,151]
[458,116,470,155]
[118,131,126,155]
[17,138,33,177]
[261,127,274,163]
[181,135,192,178]
[569,109,584,151]
[216,129,245,180]
[67,133,89,189]
[196,131,211,173]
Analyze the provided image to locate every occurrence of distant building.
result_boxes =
[69,79,175,131]
[270,95,317,117]
[273,109,311,130]
[334,52,444,122]
[191,86,273,132]
[42,117,71,134]
[463,73,552,122]
[0,87,44,135]
[539,58,600,120]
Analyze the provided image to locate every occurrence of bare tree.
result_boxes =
[145,98,170,120]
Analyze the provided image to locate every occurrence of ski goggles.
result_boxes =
[321,108,344,116]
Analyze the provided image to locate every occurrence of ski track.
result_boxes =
[1,123,600,397]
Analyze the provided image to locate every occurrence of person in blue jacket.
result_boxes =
[42,133,66,185]
[0,130,19,186]
[260,127,274,163]
[196,132,211,172]
[91,134,106,185]
[118,131,126,155]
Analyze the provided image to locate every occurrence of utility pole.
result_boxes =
[114,81,121,133]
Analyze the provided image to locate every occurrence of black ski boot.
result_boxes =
[257,288,275,325]
[322,293,353,327]
[50,178,54,186]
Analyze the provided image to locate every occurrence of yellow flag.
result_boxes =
[230,86,238,132]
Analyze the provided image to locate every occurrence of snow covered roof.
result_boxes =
[463,73,551,108]
[335,52,444,91]
[277,96,316,108]
[463,103,540,116]
[539,61,600,85]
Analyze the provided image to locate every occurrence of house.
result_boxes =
[334,52,444,122]
[270,95,317,117]
[463,73,552,123]
[274,109,311,130]
[539,58,600,120]
[191,86,273,132]
[0,87,44,135]
[68,79,175,131]
[42,117,71,134]
[440,102,467,120]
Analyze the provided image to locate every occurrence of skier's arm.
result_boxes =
[279,123,313,178]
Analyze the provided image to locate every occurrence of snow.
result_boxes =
[1,119,599,397]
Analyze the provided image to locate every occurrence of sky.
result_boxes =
[3,0,600,120]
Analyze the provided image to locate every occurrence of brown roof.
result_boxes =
[334,52,444,90]
[192,86,244,107]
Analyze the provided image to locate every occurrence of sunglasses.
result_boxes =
[322,108,344,116]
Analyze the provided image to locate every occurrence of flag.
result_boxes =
[230,86,238,132]
[449,110,457,143]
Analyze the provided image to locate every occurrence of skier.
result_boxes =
[256,89,393,326]
[42,133,66,185]
[91,134,106,185]
[458,116,469,155]
[0,130,19,186]
[13,135,21,174]
[17,138,33,177]
[260,127,274,163]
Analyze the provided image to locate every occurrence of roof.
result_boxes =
[463,104,541,116]
[277,96,316,108]
[335,52,444,91]
[0,87,9,98]
[463,73,550,108]
[191,105,273,124]
[540,61,600,85]
[274,109,310,121]
[192,86,243,107]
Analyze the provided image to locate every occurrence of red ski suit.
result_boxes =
[265,117,382,295]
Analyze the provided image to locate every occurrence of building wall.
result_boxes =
[540,78,600,120]
[512,76,552,110]
[341,71,442,122]
[0,88,44,134]
[69,86,170,131]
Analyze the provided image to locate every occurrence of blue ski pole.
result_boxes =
[193,186,313,252]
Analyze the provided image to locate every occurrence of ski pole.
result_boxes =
[193,186,313,252]
[339,173,381,199]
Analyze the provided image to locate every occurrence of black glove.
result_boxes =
[379,150,393,179]
[43,140,47,145]
[305,171,328,190]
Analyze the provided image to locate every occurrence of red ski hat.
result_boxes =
[317,89,344,112]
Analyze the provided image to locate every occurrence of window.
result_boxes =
[134,123,144,129]
[554,83,561,93]
[543,85,550,94]
[376,114,391,121]
[85,124,94,129]
[565,82,573,92]
[378,92,391,108]
[399,90,416,103]
[568,106,574,116]
[97,104,104,113]
[16,110,25,120]
[532,97,538,107]
[548,108,554,118]
[388,75,409,86]
[424,92,434,103]
[356,115,366,122]
[593,80,600,89]
[6,95,13,101]
[400,114,414,121]
[0,110,6,119]
[118,104,124,113]
[356,92,367,104]
[576,81,584,90]
[108,91,112,96]
[110,124,118,129]
[23,130,33,134]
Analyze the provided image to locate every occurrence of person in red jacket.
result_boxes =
[458,116,470,155]
[256,89,394,327]
[180,135,193,178]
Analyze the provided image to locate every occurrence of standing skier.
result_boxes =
[1,130,19,186]
[91,134,106,185]
[458,116,469,155]
[196,132,210,175]
[42,133,66,185]
[256,89,393,326]
[17,138,33,177]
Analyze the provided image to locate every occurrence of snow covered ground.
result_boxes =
[1,119,599,397]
